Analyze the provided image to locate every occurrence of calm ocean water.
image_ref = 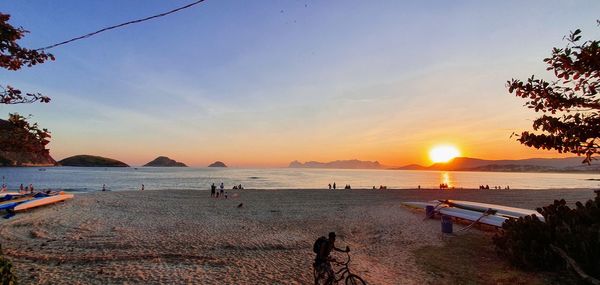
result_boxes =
[0,167,599,192]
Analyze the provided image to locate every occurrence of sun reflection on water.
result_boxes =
[440,172,453,189]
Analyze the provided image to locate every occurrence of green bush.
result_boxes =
[0,245,16,285]
[493,191,600,280]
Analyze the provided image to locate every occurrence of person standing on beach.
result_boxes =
[29,184,34,193]
[333,182,336,190]
[102,184,106,191]
[328,183,332,190]
[220,182,224,195]
[211,183,216,197]
[19,184,24,193]
[141,184,145,191]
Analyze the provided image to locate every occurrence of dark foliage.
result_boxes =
[1,12,54,104]
[507,26,600,164]
[493,191,600,279]
[0,113,50,153]
[0,13,52,154]
[0,245,16,285]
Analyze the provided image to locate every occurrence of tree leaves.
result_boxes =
[0,113,51,153]
[0,13,54,105]
[508,25,600,163]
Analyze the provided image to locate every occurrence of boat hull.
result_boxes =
[14,194,74,211]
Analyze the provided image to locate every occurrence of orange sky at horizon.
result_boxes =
[6,2,598,168]
[47,134,578,168]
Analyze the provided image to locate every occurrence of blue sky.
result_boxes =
[1,1,599,166]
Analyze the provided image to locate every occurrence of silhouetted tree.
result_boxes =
[0,12,53,156]
[1,12,54,104]
[508,24,600,164]
[0,113,51,153]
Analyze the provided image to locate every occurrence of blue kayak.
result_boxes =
[0,201,20,210]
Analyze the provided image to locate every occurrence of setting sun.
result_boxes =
[429,145,461,163]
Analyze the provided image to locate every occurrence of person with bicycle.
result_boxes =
[314,232,349,279]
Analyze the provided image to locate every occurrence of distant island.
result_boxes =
[144,156,187,167]
[208,161,227,167]
[59,155,129,167]
[396,157,600,173]
[289,159,384,169]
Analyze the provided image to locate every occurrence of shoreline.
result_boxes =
[30,187,600,193]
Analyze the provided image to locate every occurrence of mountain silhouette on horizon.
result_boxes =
[395,157,600,173]
[289,159,384,169]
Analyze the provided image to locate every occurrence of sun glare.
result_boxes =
[429,145,461,163]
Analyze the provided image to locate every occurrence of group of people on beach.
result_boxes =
[327,182,352,190]
[0,184,36,194]
[19,183,35,194]
[0,183,35,193]
[210,182,241,199]
[479,185,510,190]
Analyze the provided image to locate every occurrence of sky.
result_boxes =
[1,1,599,167]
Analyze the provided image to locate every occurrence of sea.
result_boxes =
[0,167,599,192]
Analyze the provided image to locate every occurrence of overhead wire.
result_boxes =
[36,0,206,51]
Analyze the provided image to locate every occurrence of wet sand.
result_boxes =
[0,188,595,284]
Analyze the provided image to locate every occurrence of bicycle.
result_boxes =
[313,248,366,285]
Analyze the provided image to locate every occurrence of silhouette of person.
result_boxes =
[314,232,349,280]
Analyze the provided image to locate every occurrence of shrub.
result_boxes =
[493,191,600,281]
[0,245,16,285]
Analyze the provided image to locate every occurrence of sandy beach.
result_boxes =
[0,188,595,284]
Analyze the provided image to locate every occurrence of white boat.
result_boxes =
[401,201,508,227]
[439,200,544,221]
[438,207,508,227]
